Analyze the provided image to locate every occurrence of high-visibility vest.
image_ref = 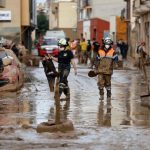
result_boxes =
[97,48,116,74]
[98,48,115,59]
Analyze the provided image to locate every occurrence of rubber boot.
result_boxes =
[59,83,64,98]
[107,90,111,98]
[49,81,54,92]
[99,88,104,100]
[99,95,104,100]
[64,86,70,99]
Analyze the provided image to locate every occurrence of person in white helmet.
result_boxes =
[50,38,77,99]
[97,37,118,100]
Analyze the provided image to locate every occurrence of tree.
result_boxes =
[37,12,49,36]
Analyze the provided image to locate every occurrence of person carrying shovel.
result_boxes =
[97,37,118,100]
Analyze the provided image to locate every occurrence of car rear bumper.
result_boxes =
[39,49,59,57]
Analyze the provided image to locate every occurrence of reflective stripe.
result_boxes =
[113,54,118,59]
[98,48,115,58]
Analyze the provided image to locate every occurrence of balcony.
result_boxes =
[144,0,150,8]
[82,0,92,8]
[0,0,5,8]
[133,0,150,16]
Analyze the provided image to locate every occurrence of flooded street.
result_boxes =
[0,63,150,150]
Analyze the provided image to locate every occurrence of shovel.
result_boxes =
[140,52,150,101]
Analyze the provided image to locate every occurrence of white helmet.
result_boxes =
[58,38,68,46]
[104,37,113,45]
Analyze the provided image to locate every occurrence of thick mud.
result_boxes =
[0,64,150,150]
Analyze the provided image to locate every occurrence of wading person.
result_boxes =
[50,38,77,99]
[97,37,118,100]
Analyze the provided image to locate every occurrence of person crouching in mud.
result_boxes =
[49,38,77,99]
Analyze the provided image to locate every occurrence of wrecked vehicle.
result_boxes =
[0,47,24,91]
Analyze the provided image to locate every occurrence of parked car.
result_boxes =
[38,37,59,57]
[0,48,24,91]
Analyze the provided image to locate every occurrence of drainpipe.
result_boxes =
[125,0,131,56]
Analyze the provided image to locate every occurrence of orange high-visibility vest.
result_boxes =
[98,48,115,58]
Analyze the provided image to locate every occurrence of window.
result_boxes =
[0,0,5,8]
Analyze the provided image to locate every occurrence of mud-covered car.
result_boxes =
[0,47,24,91]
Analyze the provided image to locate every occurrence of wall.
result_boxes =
[110,15,116,42]
[83,20,90,40]
[59,2,77,28]
[116,16,127,41]
[49,2,58,29]
[0,0,21,40]
[77,20,83,39]
[141,12,150,56]
[91,0,126,21]
[90,18,109,44]
[21,0,30,26]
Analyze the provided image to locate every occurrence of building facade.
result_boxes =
[110,16,127,43]
[77,0,126,43]
[78,0,126,21]
[49,0,77,40]
[133,0,150,56]
[0,0,37,50]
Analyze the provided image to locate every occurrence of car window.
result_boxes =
[43,39,58,45]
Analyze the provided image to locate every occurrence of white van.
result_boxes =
[45,30,66,39]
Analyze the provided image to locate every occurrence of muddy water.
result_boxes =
[0,66,150,150]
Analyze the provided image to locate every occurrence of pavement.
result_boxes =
[125,56,150,107]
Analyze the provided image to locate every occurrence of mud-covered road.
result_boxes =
[0,63,150,150]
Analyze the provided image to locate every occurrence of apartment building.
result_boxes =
[133,0,150,56]
[79,0,126,21]
[77,0,126,43]
[0,0,37,50]
[49,0,77,40]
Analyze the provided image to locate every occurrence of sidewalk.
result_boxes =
[121,56,137,70]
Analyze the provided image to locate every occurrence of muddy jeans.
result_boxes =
[58,68,70,86]
[58,67,70,96]
[97,74,111,96]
